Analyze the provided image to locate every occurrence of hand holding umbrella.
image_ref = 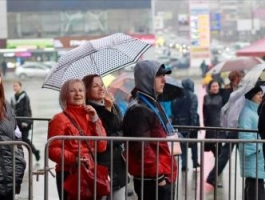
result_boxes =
[104,92,115,111]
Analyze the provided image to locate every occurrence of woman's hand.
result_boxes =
[83,105,97,117]
[104,92,115,111]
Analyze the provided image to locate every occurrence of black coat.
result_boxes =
[86,101,126,190]
[171,90,199,138]
[203,93,224,139]
[10,91,32,130]
[258,95,265,138]
[0,102,26,195]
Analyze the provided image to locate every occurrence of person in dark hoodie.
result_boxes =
[171,78,200,171]
[122,60,177,200]
[82,74,129,199]
[11,81,40,161]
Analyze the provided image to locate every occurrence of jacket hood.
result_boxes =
[181,78,194,92]
[134,60,163,98]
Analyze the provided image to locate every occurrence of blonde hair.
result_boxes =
[59,79,86,110]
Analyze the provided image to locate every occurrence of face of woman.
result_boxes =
[252,91,263,104]
[209,82,219,94]
[68,82,85,106]
[88,77,105,101]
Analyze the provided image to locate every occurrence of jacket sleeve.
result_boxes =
[24,95,33,124]
[239,111,260,157]
[190,93,198,126]
[88,118,107,153]
[203,95,208,126]
[123,105,161,174]
[47,115,77,165]
[258,100,265,138]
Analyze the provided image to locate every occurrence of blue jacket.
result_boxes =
[238,99,265,179]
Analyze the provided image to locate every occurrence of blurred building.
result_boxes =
[6,0,152,39]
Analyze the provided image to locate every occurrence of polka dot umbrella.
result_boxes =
[42,33,151,91]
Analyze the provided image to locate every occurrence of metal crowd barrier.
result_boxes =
[13,117,264,200]
[0,141,33,200]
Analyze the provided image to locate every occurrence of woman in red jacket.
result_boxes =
[47,79,107,200]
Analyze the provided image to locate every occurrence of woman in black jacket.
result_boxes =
[203,80,224,157]
[0,74,26,200]
[83,74,128,200]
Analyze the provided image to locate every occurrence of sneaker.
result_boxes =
[193,163,201,169]
[181,166,188,172]
[206,179,223,188]
[34,150,40,161]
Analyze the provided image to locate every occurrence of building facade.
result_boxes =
[7,0,152,39]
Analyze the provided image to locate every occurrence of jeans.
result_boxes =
[207,133,238,184]
[181,142,199,168]
[181,132,199,168]
[56,171,70,200]
[102,186,126,200]
[21,126,37,154]
[133,178,175,200]
[245,178,265,200]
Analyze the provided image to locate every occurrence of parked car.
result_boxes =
[15,62,51,79]
[169,56,190,69]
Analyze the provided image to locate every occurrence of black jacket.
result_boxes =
[86,101,126,190]
[171,78,199,137]
[203,93,224,139]
[258,95,265,139]
[172,78,199,126]
[10,91,32,129]
[0,102,26,195]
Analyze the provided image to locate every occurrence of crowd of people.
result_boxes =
[0,58,265,199]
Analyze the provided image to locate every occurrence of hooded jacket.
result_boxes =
[0,102,26,196]
[122,60,177,183]
[238,99,265,179]
[171,78,199,127]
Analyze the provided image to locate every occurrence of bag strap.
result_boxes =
[137,93,175,135]
[63,111,95,161]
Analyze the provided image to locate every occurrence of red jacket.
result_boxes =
[48,105,107,172]
[123,102,177,183]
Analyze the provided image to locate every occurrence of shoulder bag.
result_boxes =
[63,111,110,199]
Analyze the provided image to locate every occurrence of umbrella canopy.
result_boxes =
[107,72,183,101]
[207,56,264,74]
[239,63,265,88]
[221,63,265,128]
[42,33,151,91]
[236,37,265,57]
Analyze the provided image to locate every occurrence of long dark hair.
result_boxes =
[0,73,6,119]
[82,74,100,99]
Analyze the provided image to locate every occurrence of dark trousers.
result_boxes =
[245,178,265,200]
[180,131,199,168]
[134,178,175,200]
[181,142,198,168]
[21,127,37,154]
[0,191,13,200]
[56,171,70,200]
[207,133,237,183]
